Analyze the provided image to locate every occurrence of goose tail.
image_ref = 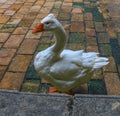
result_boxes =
[93,57,109,69]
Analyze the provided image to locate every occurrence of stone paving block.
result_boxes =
[4,35,24,48]
[84,12,93,21]
[19,18,34,27]
[95,22,106,32]
[0,4,11,9]
[0,91,70,116]
[0,8,6,13]
[58,12,71,20]
[9,3,22,11]
[0,66,7,80]
[67,43,85,50]
[40,6,51,14]
[108,29,117,38]
[86,36,97,45]
[13,27,28,35]
[25,30,42,39]
[70,22,84,32]
[4,10,16,15]
[21,81,40,93]
[72,8,83,13]
[97,32,110,43]
[71,13,83,21]
[86,28,96,36]
[7,18,21,25]
[85,20,94,28]
[12,13,24,19]
[99,44,112,56]
[103,56,117,72]
[18,38,39,54]
[0,15,10,24]
[0,48,16,65]
[61,6,72,12]
[0,24,16,33]
[0,72,24,90]
[72,95,120,116]
[9,55,32,72]
[0,33,10,42]
[86,45,98,52]
[104,73,120,95]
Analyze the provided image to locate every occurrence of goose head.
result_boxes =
[32,14,62,33]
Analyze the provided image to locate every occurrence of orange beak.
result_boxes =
[32,23,44,33]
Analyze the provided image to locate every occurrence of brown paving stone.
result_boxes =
[71,14,83,21]
[86,45,98,52]
[0,24,16,33]
[86,36,97,45]
[70,22,84,32]
[73,0,83,2]
[0,43,2,48]
[4,10,16,15]
[30,5,41,12]
[35,1,45,5]
[58,12,71,20]
[0,4,11,9]
[0,8,6,13]
[7,18,21,25]
[9,3,22,11]
[9,55,32,72]
[0,72,24,90]
[64,0,73,2]
[103,56,117,72]
[85,21,94,29]
[4,35,24,48]
[0,15,10,24]
[13,27,28,35]
[84,12,93,21]
[0,33,10,42]
[18,6,31,14]
[18,38,39,54]
[12,13,24,19]
[107,29,117,38]
[0,48,16,65]
[36,13,49,19]
[72,8,83,14]
[19,18,34,27]
[40,7,51,14]
[26,0,36,3]
[95,22,106,32]
[104,73,120,95]
[61,6,72,12]
[86,28,96,36]
[0,66,7,80]
[62,2,72,7]
[67,43,85,50]
[25,30,42,39]
[0,24,3,28]
[91,69,103,79]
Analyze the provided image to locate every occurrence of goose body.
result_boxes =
[33,14,109,92]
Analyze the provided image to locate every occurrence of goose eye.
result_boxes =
[46,22,50,25]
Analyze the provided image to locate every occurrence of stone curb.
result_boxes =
[0,90,120,116]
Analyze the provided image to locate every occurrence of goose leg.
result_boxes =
[48,87,74,95]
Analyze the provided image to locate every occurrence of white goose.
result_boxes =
[32,14,109,94]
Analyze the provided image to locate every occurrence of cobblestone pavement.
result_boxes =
[0,0,120,95]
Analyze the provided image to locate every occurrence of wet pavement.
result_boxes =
[0,0,120,95]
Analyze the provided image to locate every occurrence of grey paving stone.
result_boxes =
[72,94,120,116]
[0,90,71,116]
